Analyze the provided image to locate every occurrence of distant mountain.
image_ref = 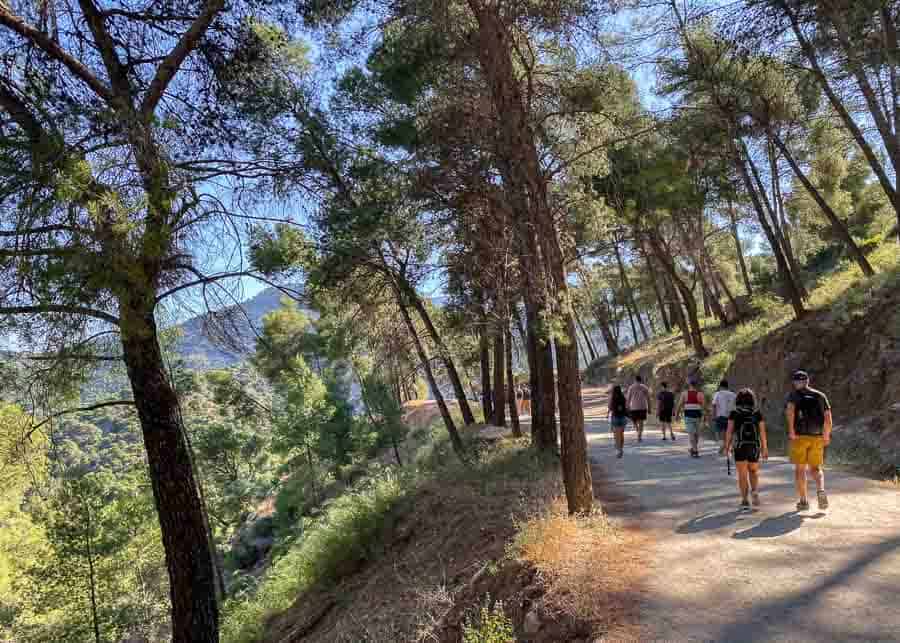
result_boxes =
[174,286,305,369]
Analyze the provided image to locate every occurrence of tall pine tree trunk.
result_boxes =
[470,0,591,511]
[407,288,477,424]
[119,303,219,643]
[395,291,465,456]
[770,130,875,277]
[574,307,598,361]
[613,233,649,341]
[479,326,493,421]
[492,326,506,427]
[505,325,522,437]
[734,143,806,319]
[728,200,754,296]
[647,232,707,357]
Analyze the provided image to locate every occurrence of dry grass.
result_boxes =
[513,498,645,638]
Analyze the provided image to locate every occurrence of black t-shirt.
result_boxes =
[787,387,831,435]
[729,407,763,445]
[657,390,675,413]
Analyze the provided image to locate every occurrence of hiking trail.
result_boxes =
[580,386,900,643]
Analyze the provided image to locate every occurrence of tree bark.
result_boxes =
[83,498,102,643]
[469,0,591,512]
[728,200,754,296]
[395,292,465,456]
[770,131,875,277]
[612,233,649,342]
[492,327,506,427]
[746,145,807,298]
[643,248,671,332]
[646,230,708,357]
[505,325,522,438]
[479,325,493,421]
[574,306,598,362]
[119,305,219,643]
[734,141,806,319]
[525,305,556,449]
[407,290,477,425]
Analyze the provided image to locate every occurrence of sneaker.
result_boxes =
[817,490,829,510]
[616,450,624,459]
[751,492,760,507]
[740,500,752,512]
[662,435,668,441]
[797,499,810,511]
[670,434,676,441]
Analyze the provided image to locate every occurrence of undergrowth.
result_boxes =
[222,423,558,643]
[462,598,515,643]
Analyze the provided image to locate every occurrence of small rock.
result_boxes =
[524,609,542,635]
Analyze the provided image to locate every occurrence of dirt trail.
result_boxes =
[580,387,900,643]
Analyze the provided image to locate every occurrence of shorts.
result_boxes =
[733,444,760,463]
[658,409,673,423]
[790,435,825,467]
[611,415,628,429]
[715,416,729,433]
[630,409,647,422]
[684,416,702,435]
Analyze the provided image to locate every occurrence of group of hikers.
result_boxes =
[607,371,833,513]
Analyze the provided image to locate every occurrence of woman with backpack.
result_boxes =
[608,385,629,459]
[724,388,769,512]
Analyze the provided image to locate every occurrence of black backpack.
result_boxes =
[733,408,760,450]
[794,389,826,435]
[612,396,627,416]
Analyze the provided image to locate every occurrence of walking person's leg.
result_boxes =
[735,461,750,507]
[749,462,761,506]
[811,464,828,508]
[794,465,809,509]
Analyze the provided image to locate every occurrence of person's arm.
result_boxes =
[786,401,797,440]
[823,409,833,445]
[675,392,684,418]
[724,419,735,452]
[760,419,769,460]
[699,392,706,422]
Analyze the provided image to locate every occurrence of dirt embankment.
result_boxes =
[724,289,900,473]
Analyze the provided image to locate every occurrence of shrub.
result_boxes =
[462,598,514,643]
[222,472,408,642]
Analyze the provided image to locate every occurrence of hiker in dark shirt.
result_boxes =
[725,388,768,512]
[786,370,832,512]
[608,385,629,459]
[657,382,676,441]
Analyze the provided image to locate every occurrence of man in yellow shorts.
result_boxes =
[786,370,832,511]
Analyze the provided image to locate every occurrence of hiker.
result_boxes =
[724,388,768,512]
[520,384,531,417]
[786,370,832,511]
[626,375,651,443]
[712,380,737,455]
[657,382,676,441]
[676,378,706,458]
[608,384,629,458]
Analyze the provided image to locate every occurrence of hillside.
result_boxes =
[174,286,307,368]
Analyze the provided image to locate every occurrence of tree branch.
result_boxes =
[0,305,119,325]
[26,400,136,438]
[140,0,225,118]
[0,6,115,103]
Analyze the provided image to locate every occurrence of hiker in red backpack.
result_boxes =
[676,378,705,458]
[725,388,768,512]
[786,370,832,512]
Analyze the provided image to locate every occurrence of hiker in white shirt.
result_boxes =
[712,380,737,455]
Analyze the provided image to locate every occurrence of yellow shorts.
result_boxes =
[790,435,825,467]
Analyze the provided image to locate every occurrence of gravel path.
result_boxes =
[581,387,900,643]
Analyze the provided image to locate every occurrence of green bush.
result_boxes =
[462,598,514,643]
[221,472,408,643]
